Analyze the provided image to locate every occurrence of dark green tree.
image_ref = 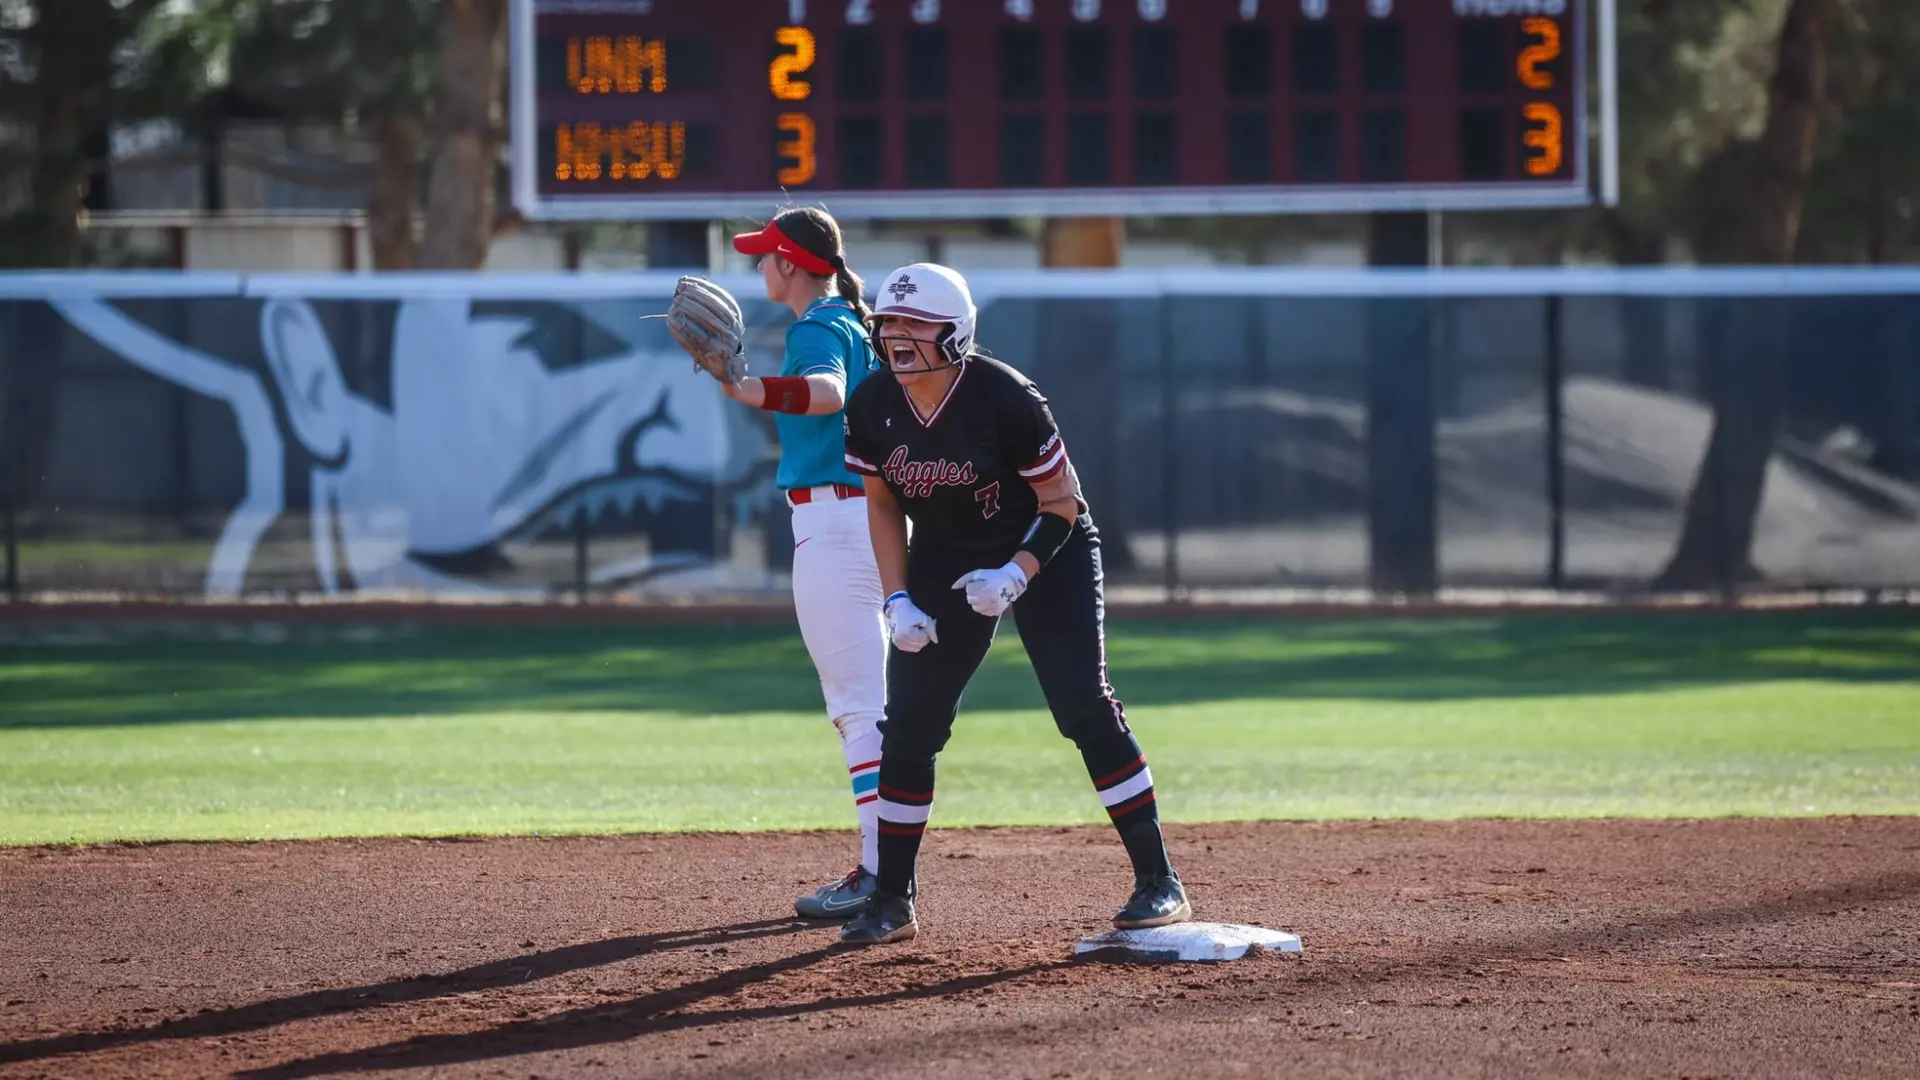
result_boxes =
[0,0,224,267]
[228,0,439,268]
[1589,0,1786,264]
[1798,0,1920,264]
[226,0,505,270]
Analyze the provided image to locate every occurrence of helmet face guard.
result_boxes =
[869,316,964,375]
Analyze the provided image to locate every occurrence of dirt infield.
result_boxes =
[2,820,1916,1079]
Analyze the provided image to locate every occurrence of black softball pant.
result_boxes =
[872,515,1174,896]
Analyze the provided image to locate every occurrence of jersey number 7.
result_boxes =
[974,481,1001,520]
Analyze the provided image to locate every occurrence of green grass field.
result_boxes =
[1,611,1917,845]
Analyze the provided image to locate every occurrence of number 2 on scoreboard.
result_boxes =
[1518,17,1560,90]
[770,26,815,101]
[776,113,817,185]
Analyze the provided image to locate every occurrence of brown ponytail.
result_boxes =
[833,265,872,322]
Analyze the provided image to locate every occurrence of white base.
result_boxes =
[1074,921,1303,963]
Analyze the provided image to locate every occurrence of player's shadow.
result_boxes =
[749,870,1920,1077]
[0,917,816,1068]
[237,950,1077,1079]
[237,868,1920,1078]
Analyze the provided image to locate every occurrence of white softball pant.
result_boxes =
[788,487,887,871]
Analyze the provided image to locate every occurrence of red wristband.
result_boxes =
[759,376,812,415]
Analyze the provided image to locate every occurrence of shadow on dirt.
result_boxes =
[685,869,1920,1080]
[0,918,816,1069]
[238,950,1077,1078]
[1473,870,1920,965]
[96,870,1912,1078]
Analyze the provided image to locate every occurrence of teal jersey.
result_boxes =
[775,296,874,490]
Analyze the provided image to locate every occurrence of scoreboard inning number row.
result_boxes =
[509,0,1597,219]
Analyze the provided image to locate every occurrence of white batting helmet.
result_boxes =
[871,263,977,361]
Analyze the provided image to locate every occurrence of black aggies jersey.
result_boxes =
[845,357,1083,558]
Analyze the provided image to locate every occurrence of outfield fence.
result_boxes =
[2,268,1917,603]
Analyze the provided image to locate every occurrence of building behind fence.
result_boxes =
[2,269,1916,603]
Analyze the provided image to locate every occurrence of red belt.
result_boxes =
[786,482,865,506]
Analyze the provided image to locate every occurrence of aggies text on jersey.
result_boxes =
[844,357,1086,557]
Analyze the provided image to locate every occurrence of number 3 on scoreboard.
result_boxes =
[776,113,818,186]
[1523,103,1562,177]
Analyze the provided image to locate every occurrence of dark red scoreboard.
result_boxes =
[508,0,1588,219]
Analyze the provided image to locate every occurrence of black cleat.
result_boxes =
[838,890,918,945]
[1114,873,1192,929]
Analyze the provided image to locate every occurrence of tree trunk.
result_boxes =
[0,101,87,268]
[1745,0,1830,265]
[1655,306,1788,593]
[418,0,505,270]
[368,108,422,270]
[1653,0,1828,593]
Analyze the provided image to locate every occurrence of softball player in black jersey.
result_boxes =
[838,263,1190,945]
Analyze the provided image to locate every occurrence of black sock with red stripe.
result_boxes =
[1081,732,1175,881]
[874,756,935,897]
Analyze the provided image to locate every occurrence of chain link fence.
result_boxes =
[3,270,1916,603]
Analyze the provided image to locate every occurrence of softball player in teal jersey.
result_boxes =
[725,208,885,917]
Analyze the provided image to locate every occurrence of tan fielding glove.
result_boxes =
[665,275,747,385]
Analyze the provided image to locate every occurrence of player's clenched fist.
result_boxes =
[883,591,939,652]
[952,563,1028,618]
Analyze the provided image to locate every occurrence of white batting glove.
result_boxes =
[883,591,939,653]
[952,562,1029,618]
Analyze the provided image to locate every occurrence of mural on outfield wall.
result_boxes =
[7,277,1919,598]
[46,293,780,596]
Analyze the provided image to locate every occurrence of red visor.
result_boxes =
[732,223,838,276]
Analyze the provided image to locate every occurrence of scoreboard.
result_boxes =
[508,0,1592,220]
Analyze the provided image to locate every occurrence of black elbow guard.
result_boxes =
[1016,512,1075,567]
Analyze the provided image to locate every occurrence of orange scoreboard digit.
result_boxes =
[509,0,1594,220]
